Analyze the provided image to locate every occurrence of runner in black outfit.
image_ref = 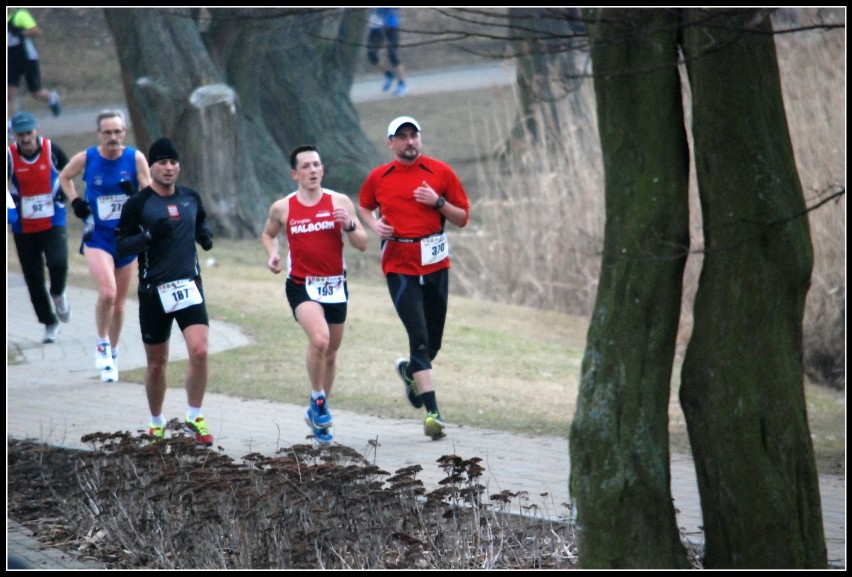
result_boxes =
[115,137,215,446]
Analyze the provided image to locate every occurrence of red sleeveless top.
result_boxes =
[286,190,345,281]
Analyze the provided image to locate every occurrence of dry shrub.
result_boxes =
[451,10,845,388]
[8,433,589,569]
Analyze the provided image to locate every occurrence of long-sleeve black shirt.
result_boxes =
[115,185,212,288]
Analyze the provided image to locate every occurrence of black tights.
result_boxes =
[386,269,449,374]
[14,227,68,326]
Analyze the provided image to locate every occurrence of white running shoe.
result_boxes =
[52,292,71,323]
[101,358,119,383]
[95,343,113,370]
[43,323,61,344]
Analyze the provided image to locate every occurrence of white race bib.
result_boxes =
[421,232,449,266]
[20,193,55,220]
[96,194,126,221]
[157,278,203,313]
[305,275,347,304]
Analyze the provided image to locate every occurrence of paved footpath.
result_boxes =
[6,272,845,568]
[28,62,520,141]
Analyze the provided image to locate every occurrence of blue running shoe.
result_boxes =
[304,409,333,445]
[49,91,62,117]
[382,71,395,92]
[308,395,333,428]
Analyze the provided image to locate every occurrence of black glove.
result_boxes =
[54,188,67,204]
[148,217,176,241]
[119,180,136,196]
[71,198,91,219]
[196,230,213,251]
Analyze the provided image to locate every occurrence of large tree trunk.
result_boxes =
[104,8,382,238]
[569,9,691,569]
[104,8,256,238]
[204,8,383,198]
[679,9,826,568]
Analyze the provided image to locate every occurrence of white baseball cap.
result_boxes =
[387,116,421,138]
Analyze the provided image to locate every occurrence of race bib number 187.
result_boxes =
[157,278,203,313]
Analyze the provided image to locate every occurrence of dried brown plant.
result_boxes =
[5,430,708,569]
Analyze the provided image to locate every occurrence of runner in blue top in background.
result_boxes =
[59,110,151,383]
[366,7,408,96]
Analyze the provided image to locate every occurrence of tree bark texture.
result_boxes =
[205,8,383,199]
[569,9,691,569]
[104,8,257,237]
[105,8,383,238]
[679,9,825,568]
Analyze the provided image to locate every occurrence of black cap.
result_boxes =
[148,137,179,166]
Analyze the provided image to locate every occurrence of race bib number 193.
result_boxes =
[305,275,346,304]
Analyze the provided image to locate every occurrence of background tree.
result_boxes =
[408,7,843,391]
[568,9,692,569]
[104,8,382,238]
[571,7,827,568]
[503,8,590,157]
[679,8,825,568]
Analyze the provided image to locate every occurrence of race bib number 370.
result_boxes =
[157,278,203,313]
[421,232,449,266]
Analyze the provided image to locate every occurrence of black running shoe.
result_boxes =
[396,358,423,409]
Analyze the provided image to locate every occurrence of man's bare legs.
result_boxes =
[297,302,343,398]
[84,248,135,379]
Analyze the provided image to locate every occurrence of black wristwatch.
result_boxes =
[346,220,356,232]
[434,196,446,209]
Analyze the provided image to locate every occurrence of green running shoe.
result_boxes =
[185,415,213,447]
[424,412,446,440]
[148,424,165,442]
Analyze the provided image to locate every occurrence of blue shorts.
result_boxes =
[80,225,136,269]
